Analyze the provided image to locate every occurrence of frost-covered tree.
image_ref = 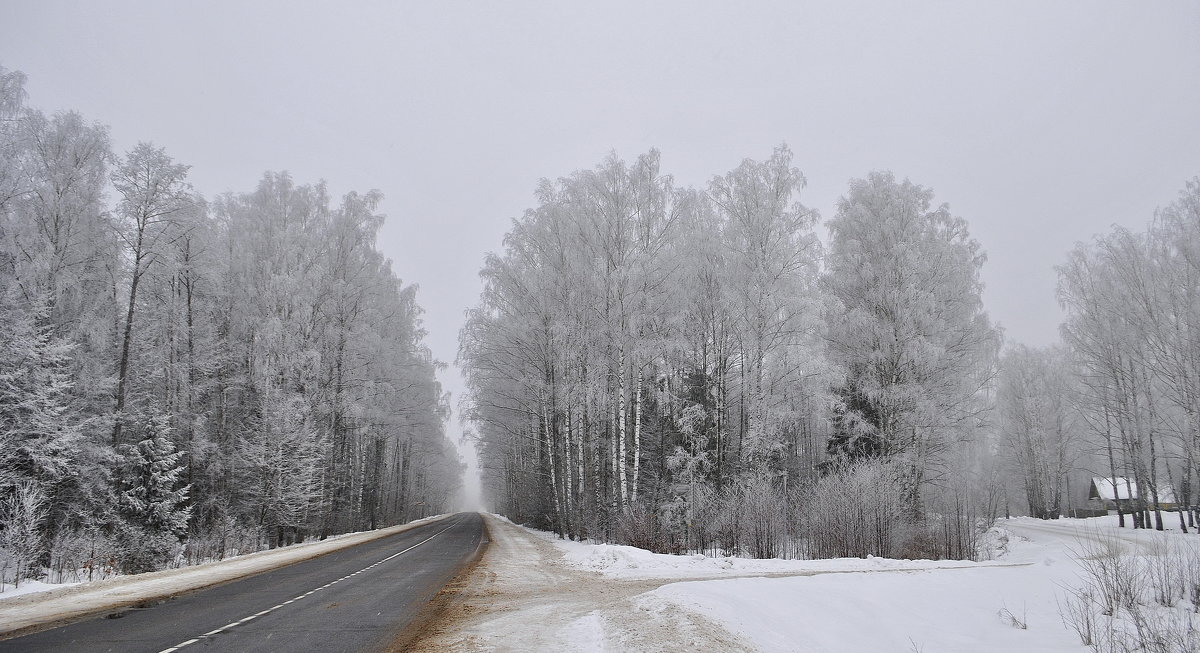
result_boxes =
[997,345,1080,519]
[462,147,828,552]
[237,391,320,548]
[823,172,1000,515]
[110,143,193,445]
[708,145,823,470]
[0,65,28,212]
[1058,178,1200,531]
[118,416,191,540]
[0,480,48,587]
[0,65,458,576]
[0,297,80,499]
[1146,181,1200,528]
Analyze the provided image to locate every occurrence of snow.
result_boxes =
[1093,476,1139,501]
[561,611,608,653]
[1090,477,1178,504]
[420,513,1198,652]
[0,514,449,635]
[548,534,1010,580]
[0,579,82,600]
[651,565,1077,653]
[642,515,1199,653]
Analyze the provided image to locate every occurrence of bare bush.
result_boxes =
[1073,533,1146,617]
[1060,530,1200,653]
[710,472,790,559]
[796,457,993,561]
[0,481,48,588]
[617,504,678,554]
[998,604,1027,629]
[183,516,268,565]
[799,458,906,559]
[47,527,120,583]
[1060,586,1100,647]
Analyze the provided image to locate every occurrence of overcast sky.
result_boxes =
[4,1,1199,501]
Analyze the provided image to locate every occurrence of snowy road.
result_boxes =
[0,513,485,653]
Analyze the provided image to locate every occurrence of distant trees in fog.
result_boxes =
[1058,180,1200,533]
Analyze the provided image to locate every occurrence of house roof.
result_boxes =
[1092,477,1138,500]
[1091,477,1177,503]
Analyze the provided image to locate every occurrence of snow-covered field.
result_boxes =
[0,514,449,636]
[609,515,1198,652]
[416,513,1199,652]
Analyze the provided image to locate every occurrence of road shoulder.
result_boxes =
[407,514,754,652]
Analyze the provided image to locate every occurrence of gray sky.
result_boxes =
[4,1,1199,503]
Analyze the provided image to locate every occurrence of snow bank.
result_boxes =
[542,531,1012,580]
[0,579,82,601]
[650,562,1082,653]
[646,516,1200,652]
[0,514,450,636]
[503,513,1200,652]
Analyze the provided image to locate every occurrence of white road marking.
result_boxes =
[153,518,461,653]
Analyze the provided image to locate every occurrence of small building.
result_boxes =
[1088,477,1178,511]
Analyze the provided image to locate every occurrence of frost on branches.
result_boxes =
[0,64,461,586]
[116,416,191,572]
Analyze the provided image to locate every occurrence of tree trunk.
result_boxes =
[1103,405,1124,527]
[617,348,628,508]
[632,371,643,503]
[543,397,563,537]
[112,249,143,446]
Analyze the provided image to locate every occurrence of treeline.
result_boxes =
[460,146,1005,559]
[1008,179,1200,532]
[1041,178,1200,530]
[0,65,459,583]
[462,143,1200,559]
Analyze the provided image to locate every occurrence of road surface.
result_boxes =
[0,512,485,653]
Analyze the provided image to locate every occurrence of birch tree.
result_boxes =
[110,144,193,445]
[1059,179,1200,530]
[709,144,822,472]
[823,171,1000,515]
[997,345,1080,518]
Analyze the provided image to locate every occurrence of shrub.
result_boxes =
[1060,531,1200,653]
[114,524,181,574]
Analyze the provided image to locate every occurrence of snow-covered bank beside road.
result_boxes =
[418,513,1199,652]
[0,514,449,636]
[547,530,1020,580]
[651,552,1076,652]
[647,515,1199,653]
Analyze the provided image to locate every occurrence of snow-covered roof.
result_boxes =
[1092,477,1137,500]
[1090,477,1177,503]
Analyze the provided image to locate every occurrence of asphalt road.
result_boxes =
[0,512,485,653]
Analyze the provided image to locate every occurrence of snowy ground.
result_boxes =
[0,514,449,636]
[415,513,1200,652]
[0,579,83,601]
